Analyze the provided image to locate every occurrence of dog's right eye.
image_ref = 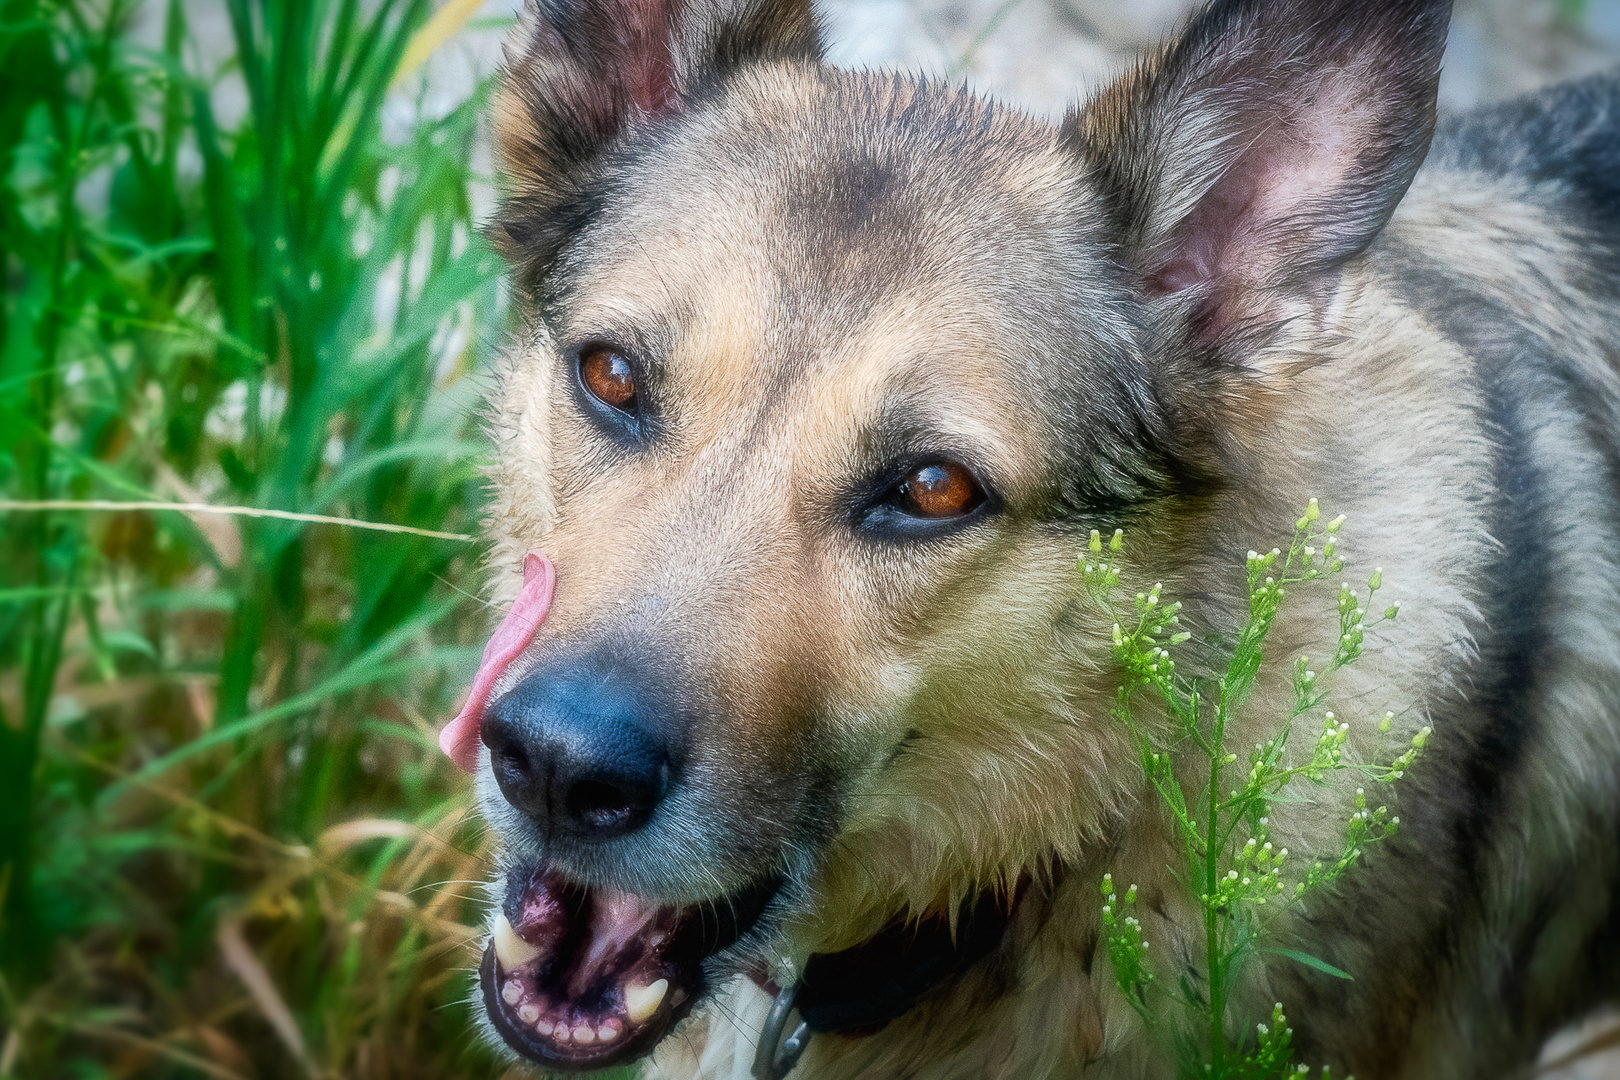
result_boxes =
[893,462,984,519]
[580,348,638,412]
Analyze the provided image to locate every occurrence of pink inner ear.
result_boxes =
[1146,80,1369,324]
[587,0,679,123]
[620,0,678,115]
[438,552,556,773]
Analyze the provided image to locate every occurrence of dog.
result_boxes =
[437,0,1620,1075]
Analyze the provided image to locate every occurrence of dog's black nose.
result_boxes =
[481,659,670,839]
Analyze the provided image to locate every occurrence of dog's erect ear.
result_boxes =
[1067,0,1451,341]
[492,0,821,288]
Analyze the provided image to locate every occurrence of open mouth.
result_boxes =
[481,866,779,1070]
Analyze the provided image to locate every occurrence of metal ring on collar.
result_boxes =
[752,981,811,1080]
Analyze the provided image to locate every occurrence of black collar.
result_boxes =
[792,884,1022,1036]
[750,881,1037,1079]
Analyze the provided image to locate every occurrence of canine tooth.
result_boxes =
[493,912,541,969]
[519,1003,540,1024]
[624,978,668,1023]
[572,1024,596,1045]
[502,980,523,1006]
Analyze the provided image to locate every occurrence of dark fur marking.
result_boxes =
[1434,73,1620,226]
[882,729,925,769]
[1077,926,1099,977]
[1433,72,1620,289]
[774,149,915,303]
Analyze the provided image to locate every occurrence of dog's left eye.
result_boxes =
[892,462,985,519]
[580,347,638,412]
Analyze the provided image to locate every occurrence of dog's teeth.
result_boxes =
[624,978,668,1023]
[492,912,541,970]
[537,1018,555,1036]
[572,1024,596,1045]
[598,1019,623,1042]
[501,979,523,1006]
[553,1024,571,1044]
[518,1003,540,1024]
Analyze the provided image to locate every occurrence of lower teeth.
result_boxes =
[496,974,655,1049]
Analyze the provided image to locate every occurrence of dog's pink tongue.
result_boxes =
[439,552,555,772]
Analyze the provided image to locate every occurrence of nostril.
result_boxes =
[484,726,529,779]
[565,779,643,835]
[496,743,530,773]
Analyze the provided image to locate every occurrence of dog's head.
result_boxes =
[461,0,1450,1068]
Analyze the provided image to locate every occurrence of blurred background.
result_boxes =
[0,1,1616,1077]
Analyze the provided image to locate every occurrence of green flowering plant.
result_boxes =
[1083,501,1431,1079]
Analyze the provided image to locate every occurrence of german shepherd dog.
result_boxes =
[436,0,1620,1074]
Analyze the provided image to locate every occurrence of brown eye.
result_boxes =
[895,462,984,519]
[580,348,637,411]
